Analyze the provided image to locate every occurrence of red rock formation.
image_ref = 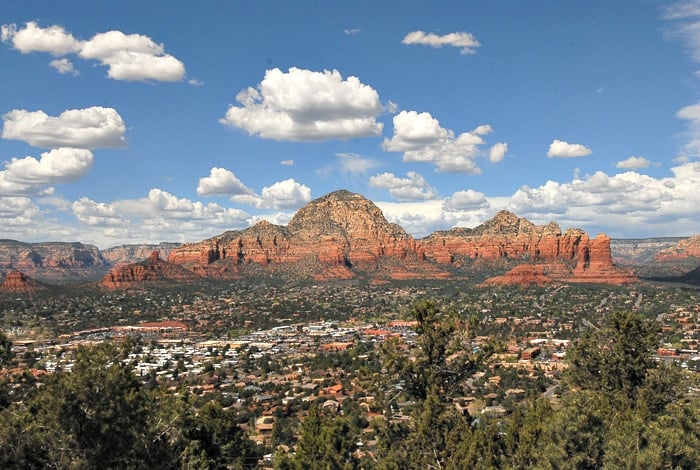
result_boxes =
[481,264,554,287]
[100,251,201,289]
[0,271,46,292]
[655,234,700,261]
[168,190,443,281]
[423,211,635,285]
[164,193,633,285]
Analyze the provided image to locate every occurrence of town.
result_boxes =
[1,278,699,467]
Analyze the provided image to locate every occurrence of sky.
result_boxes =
[2,0,700,248]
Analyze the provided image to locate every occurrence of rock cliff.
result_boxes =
[101,243,181,265]
[421,211,635,285]
[655,234,700,261]
[0,271,46,292]
[100,251,201,289]
[168,190,445,281]
[0,240,107,282]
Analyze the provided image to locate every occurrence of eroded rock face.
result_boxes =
[101,243,180,265]
[165,193,633,285]
[655,234,700,261]
[0,271,45,292]
[168,190,439,280]
[100,251,200,289]
[422,212,635,285]
[0,240,106,281]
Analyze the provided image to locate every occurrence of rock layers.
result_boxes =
[0,271,46,293]
[99,251,201,289]
[164,193,632,286]
[167,190,447,282]
[655,234,700,261]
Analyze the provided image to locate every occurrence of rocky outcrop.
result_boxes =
[655,234,700,261]
[100,251,201,289]
[610,238,683,265]
[101,243,181,265]
[422,211,635,285]
[168,190,441,281]
[481,264,555,287]
[0,271,46,292]
[0,240,107,282]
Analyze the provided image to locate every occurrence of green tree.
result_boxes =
[0,328,11,367]
[565,311,659,403]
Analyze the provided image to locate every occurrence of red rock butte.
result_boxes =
[161,191,635,286]
[0,271,46,292]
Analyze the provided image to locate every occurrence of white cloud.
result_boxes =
[336,153,380,175]
[344,28,361,35]
[489,142,508,163]
[0,196,42,225]
[372,161,700,239]
[50,58,79,75]
[280,159,295,166]
[71,189,252,245]
[1,22,83,55]
[73,197,126,226]
[232,179,312,210]
[220,67,383,141]
[444,189,489,210]
[369,171,438,200]
[382,110,492,173]
[546,139,592,158]
[79,30,185,82]
[402,30,481,54]
[675,102,700,156]
[615,156,651,169]
[4,147,93,185]
[1,22,185,82]
[2,106,126,149]
[197,167,254,196]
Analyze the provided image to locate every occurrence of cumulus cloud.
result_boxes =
[372,161,700,239]
[382,110,493,173]
[280,159,295,166]
[402,30,481,54]
[78,30,185,82]
[1,22,185,82]
[615,156,651,169]
[197,167,254,197]
[50,58,79,75]
[0,196,42,225]
[73,189,252,243]
[444,189,489,210]
[4,147,93,185]
[72,197,126,226]
[369,171,438,200]
[232,179,312,210]
[546,139,592,158]
[1,22,82,55]
[2,106,126,149]
[489,142,508,163]
[220,67,383,141]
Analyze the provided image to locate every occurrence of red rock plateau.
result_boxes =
[165,191,632,285]
[655,234,700,261]
[421,210,635,285]
[100,251,201,289]
[0,271,46,293]
[0,240,106,281]
[168,190,448,282]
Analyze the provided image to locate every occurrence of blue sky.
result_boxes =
[2,0,700,248]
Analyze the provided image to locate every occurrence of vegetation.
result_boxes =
[1,284,700,468]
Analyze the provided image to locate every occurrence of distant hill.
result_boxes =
[0,190,642,287]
